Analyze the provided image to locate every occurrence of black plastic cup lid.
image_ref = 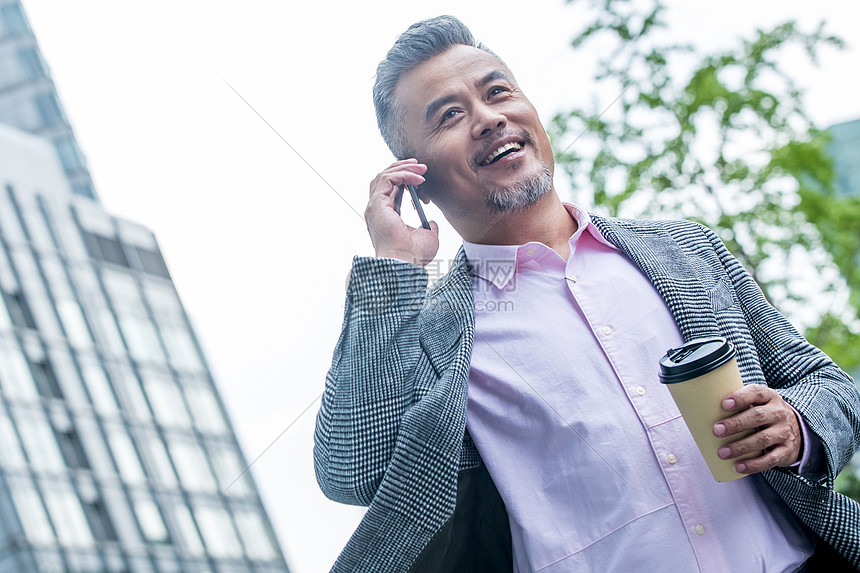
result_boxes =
[659,336,736,384]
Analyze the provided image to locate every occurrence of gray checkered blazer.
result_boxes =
[314,216,860,572]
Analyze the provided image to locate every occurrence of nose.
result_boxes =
[471,103,506,139]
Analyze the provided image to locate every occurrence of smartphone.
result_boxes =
[406,184,431,230]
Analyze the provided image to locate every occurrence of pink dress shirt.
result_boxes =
[463,203,816,572]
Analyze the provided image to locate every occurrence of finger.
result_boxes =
[721,384,775,411]
[733,445,793,474]
[379,162,427,180]
[714,403,778,437]
[383,159,426,171]
[717,425,791,460]
[386,157,419,168]
[369,170,426,199]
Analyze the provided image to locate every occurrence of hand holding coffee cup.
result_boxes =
[659,337,803,481]
[712,384,803,475]
[659,337,755,481]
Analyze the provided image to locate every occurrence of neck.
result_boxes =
[459,193,578,258]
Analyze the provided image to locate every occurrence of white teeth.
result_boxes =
[481,142,523,165]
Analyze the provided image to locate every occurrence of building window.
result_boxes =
[83,231,131,268]
[0,291,12,330]
[143,279,182,318]
[16,47,44,80]
[34,92,63,127]
[32,550,66,572]
[0,410,27,469]
[112,367,152,422]
[54,136,84,172]
[118,313,165,364]
[0,184,28,242]
[142,372,191,429]
[55,299,93,349]
[234,510,278,561]
[0,4,28,35]
[42,486,96,548]
[185,385,228,435]
[101,269,141,309]
[74,416,117,478]
[48,350,89,408]
[167,439,216,493]
[0,342,39,400]
[40,257,73,299]
[82,500,119,542]
[29,357,64,399]
[107,432,147,485]
[79,360,120,416]
[160,325,203,372]
[35,196,62,251]
[133,498,170,544]
[55,426,92,470]
[134,247,170,278]
[72,181,97,200]
[14,408,65,472]
[93,309,127,356]
[192,505,242,559]
[209,445,251,496]
[2,290,37,329]
[17,200,55,250]
[100,485,145,546]
[8,478,55,545]
[171,504,205,556]
[142,435,178,488]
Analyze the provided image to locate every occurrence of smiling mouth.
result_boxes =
[480,142,524,166]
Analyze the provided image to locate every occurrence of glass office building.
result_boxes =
[828,118,860,197]
[0,0,97,200]
[0,3,291,573]
[827,119,860,448]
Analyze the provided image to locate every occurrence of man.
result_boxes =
[314,15,860,572]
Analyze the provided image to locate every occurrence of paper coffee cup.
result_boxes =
[659,337,759,482]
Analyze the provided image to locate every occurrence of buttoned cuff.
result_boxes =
[787,404,825,477]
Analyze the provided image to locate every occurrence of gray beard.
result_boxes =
[485,167,553,214]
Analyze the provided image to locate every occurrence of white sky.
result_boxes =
[18,1,860,571]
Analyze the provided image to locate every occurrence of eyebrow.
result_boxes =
[423,69,513,123]
[478,69,511,89]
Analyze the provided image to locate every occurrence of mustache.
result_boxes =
[470,129,535,170]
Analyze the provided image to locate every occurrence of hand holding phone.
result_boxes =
[365,159,438,265]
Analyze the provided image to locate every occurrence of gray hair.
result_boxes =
[373,16,499,159]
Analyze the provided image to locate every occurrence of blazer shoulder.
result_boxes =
[589,214,712,244]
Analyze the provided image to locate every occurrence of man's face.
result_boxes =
[394,45,554,221]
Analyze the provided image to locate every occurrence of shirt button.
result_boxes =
[635,386,646,396]
[526,248,535,257]
[601,326,612,335]
[667,453,677,464]
[566,275,577,283]
[695,525,705,535]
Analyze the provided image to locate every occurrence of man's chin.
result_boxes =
[484,167,553,214]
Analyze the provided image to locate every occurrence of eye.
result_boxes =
[439,108,460,125]
[489,85,510,98]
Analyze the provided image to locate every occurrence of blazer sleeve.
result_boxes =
[702,225,860,485]
[313,255,429,506]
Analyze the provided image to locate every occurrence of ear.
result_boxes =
[418,186,432,205]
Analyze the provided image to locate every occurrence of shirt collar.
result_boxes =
[462,202,618,289]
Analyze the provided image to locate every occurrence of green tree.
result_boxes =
[550,0,859,498]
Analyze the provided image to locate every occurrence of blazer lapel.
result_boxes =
[590,216,722,343]
[420,247,475,375]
